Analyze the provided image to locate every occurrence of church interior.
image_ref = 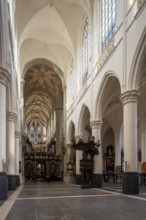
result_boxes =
[0,0,146,219]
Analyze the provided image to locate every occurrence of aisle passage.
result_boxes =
[1,182,146,220]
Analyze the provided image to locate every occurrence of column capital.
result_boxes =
[120,90,140,105]
[6,111,17,122]
[90,120,102,129]
[0,67,11,86]
[15,131,21,138]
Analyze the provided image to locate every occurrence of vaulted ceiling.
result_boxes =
[24,62,62,127]
[15,0,92,128]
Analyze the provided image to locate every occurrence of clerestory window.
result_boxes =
[37,125,41,144]
[30,124,34,144]
[82,17,89,85]
[102,0,116,51]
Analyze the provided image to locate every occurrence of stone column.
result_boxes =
[114,133,121,168]
[55,107,63,155]
[6,111,17,190]
[120,90,140,195]
[15,131,21,186]
[90,120,103,188]
[63,143,74,184]
[0,69,10,171]
[20,97,24,149]
[7,111,17,174]
[0,68,10,200]
[19,138,23,184]
[74,135,82,185]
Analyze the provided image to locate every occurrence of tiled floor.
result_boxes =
[1,182,146,220]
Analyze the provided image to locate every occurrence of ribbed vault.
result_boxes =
[24,63,62,127]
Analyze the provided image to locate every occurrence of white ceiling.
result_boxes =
[15,0,92,128]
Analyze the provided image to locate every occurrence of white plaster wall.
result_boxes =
[66,0,146,130]
[126,5,146,87]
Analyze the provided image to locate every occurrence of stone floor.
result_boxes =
[0,182,146,220]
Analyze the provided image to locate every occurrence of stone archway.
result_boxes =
[127,29,146,177]
[78,105,91,141]
[67,121,76,166]
[64,121,76,183]
[134,36,146,175]
[95,74,122,181]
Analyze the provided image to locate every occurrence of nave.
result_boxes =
[0,182,146,220]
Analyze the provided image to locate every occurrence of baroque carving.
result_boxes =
[96,36,115,74]
[75,135,83,142]
[120,90,140,105]
[90,120,102,129]
[6,111,17,122]
[0,67,11,86]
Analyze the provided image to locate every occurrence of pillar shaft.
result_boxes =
[7,111,17,174]
[74,135,83,175]
[55,107,63,155]
[0,83,6,171]
[90,120,103,188]
[0,68,10,171]
[74,135,82,184]
[120,90,140,195]
[115,134,121,167]
[90,120,103,174]
[15,131,20,175]
[120,90,140,172]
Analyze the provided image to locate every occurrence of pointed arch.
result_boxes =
[128,27,146,90]
[78,104,91,139]
[94,71,121,120]
[67,120,75,144]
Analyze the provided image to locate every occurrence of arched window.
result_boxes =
[30,124,34,144]
[82,17,89,85]
[37,125,41,144]
[43,126,46,143]
[102,0,116,51]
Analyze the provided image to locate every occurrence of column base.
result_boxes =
[7,175,17,191]
[92,174,102,188]
[0,172,8,200]
[122,172,139,195]
[15,175,20,186]
[64,174,75,184]
[75,175,82,185]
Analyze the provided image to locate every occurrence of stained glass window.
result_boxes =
[102,0,116,50]
[37,125,41,144]
[43,126,46,143]
[30,124,34,144]
[82,17,89,85]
